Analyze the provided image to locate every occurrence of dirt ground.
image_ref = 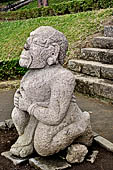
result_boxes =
[0,128,113,170]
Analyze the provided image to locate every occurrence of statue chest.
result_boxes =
[20,71,51,102]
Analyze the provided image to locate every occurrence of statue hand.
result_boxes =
[14,89,21,108]
[19,96,32,112]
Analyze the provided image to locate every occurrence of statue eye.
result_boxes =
[24,43,30,50]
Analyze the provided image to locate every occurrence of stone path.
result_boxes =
[0,89,113,142]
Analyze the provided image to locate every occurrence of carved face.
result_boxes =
[19,26,68,69]
[19,36,48,69]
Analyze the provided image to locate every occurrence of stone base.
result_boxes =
[1,151,28,165]
[29,155,71,170]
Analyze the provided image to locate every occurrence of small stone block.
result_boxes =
[0,121,6,130]
[29,155,71,170]
[1,151,28,165]
[5,119,14,129]
[94,136,113,152]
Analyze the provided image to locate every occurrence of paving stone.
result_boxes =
[94,136,113,152]
[80,48,113,64]
[0,121,6,130]
[29,155,71,170]
[101,66,113,80]
[104,26,113,37]
[68,60,82,72]
[93,37,113,49]
[1,151,28,165]
[74,73,113,100]
[68,59,113,80]
[94,80,113,100]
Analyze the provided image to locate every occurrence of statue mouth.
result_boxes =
[20,55,29,60]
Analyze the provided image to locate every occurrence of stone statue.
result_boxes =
[10,26,93,158]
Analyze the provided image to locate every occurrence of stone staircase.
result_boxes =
[68,25,113,101]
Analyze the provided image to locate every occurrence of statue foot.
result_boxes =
[10,143,33,158]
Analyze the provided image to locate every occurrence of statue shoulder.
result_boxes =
[55,68,75,84]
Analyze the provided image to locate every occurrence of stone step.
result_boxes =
[93,37,113,49]
[104,26,113,37]
[80,48,113,64]
[73,73,113,100]
[68,59,113,80]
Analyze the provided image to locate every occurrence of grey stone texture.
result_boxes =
[29,156,71,170]
[74,73,113,100]
[5,119,14,129]
[104,26,113,37]
[81,48,113,64]
[10,26,93,158]
[1,151,28,165]
[86,150,99,164]
[0,121,6,130]
[66,144,88,163]
[94,136,113,152]
[68,59,113,80]
[93,37,113,49]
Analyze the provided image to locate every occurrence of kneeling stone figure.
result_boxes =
[10,26,93,158]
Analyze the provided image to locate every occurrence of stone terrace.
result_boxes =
[68,25,113,101]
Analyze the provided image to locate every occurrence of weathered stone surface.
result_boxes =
[1,151,28,165]
[68,59,113,80]
[74,73,113,100]
[94,80,113,100]
[81,48,113,64]
[93,37,113,49]
[94,136,113,152]
[68,59,100,78]
[0,121,6,130]
[29,156,71,170]
[10,26,92,158]
[101,65,113,80]
[86,150,99,163]
[5,119,14,129]
[104,26,113,37]
[68,60,82,72]
[66,144,88,163]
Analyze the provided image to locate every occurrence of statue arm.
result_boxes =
[28,72,76,126]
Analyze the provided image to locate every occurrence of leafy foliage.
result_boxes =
[0,59,27,80]
[1,0,113,21]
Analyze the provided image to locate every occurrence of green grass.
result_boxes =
[0,8,113,62]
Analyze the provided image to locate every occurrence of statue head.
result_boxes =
[19,26,68,69]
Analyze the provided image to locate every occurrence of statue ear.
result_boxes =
[47,43,60,65]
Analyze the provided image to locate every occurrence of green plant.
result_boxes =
[0,0,100,20]
[0,59,27,80]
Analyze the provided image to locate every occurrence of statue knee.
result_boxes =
[12,107,29,135]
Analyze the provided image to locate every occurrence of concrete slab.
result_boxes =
[29,156,71,170]
[1,151,28,165]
